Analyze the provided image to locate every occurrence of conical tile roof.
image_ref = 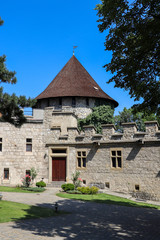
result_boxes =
[36,55,118,107]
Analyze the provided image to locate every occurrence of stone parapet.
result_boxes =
[43,120,160,143]
[67,127,79,141]
[144,121,159,137]
[83,125,96,140]
[122,122,137,139]
[101,124,115,140]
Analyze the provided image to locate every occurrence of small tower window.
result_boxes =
[86,98,89,107]
[59,98,62,106]
[72,97,76,107]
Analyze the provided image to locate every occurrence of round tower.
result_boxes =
[35,55,118,118]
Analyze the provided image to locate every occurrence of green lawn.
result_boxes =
[0,186,44,193]
[0,200,66,223]
[57,192,160,210]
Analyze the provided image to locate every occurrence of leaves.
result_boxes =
[78,105,114,133]
[96,0,160,113]
[114,107,159,132]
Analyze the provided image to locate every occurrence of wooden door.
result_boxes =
[52,157,66,181]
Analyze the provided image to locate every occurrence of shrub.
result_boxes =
[77,186,99,194]
[30,167,38,181]
[90,186,99,194]
[36,181,46,188]
[22,174,31,188]
[61,183,74,192]
[71,171,83,189]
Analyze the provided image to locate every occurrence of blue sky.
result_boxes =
[0,0,141,115]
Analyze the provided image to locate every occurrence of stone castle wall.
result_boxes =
[37,97,95,118]
[0,108,160,200]
[44,107,160,200]
[0,120,47,185]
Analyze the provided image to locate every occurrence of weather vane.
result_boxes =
[73,46,78,55]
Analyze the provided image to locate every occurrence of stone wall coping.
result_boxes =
[101,124,116,129]
[67,127,79,131]
[92,134,103,140]
[75,134,85,139]
[112,133,123,136]
[52,111,77,118]
[59,135,68,140]
[134,132,147,135]
[92,134,103,137]
[144,121,159,126]
[26,119,43,123]
[83,125,96,129]
[45,138,160,146]
[50,126,61,131]
[121,122,137,126]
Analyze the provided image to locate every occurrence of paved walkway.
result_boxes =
[0,188,160,240]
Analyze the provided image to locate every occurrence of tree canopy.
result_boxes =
[0,17,36,126]
[78,105,114,133]
[78,105,159,133]
[96,0,160,114]
[114,107,159,132]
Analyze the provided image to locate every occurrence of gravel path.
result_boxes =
[0,188,160,240]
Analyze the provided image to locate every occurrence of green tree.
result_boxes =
[96,0,160,114]
[114,107,159,132]
[0,17,36,125]
[78,105,114,133]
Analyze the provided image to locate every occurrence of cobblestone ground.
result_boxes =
[0,189,160,240]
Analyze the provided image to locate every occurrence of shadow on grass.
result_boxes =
[56,193,160,210]
[0,200,69,223]
[11,199,160,240]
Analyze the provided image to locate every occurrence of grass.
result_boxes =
[57,192,160,210]
[0,186,45,193]
[0,200,66,223]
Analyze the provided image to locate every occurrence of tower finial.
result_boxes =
[73,46,78,55]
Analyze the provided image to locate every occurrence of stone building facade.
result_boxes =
[0,55,159,200]
[0,108,160,200]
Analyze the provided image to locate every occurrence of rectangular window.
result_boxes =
[0,138,2,152]
[26,170,31,176]
[72,97,76,107]
[86,98,89,107]
[59,98,62,106]
[26,138,32,152]
[111,149,122,169]
[77,151,87,169]
[4,168,9,179]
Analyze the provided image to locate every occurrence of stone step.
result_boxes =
[47,181,65,188]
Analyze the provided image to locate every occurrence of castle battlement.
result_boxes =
[47,121,160,144]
